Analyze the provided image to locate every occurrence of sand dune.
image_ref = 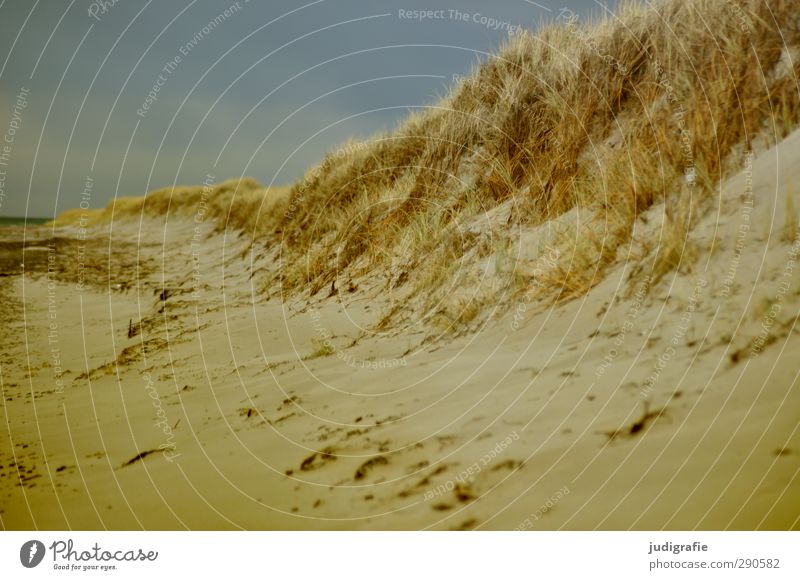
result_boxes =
[2,126,799,530]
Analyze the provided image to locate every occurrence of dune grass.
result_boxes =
[50,177,290,236]
[263,0,799,326]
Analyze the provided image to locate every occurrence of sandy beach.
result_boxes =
[2,124,799,530]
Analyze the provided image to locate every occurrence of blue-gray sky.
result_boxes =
[0,0,610,218]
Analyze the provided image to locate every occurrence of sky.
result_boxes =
[0,0,610,218]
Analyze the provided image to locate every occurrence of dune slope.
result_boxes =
[3,0,800,530]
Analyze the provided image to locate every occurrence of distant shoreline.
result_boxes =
[0,216,49,226]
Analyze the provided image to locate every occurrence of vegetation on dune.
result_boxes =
[49,177,290,234]
[53,0,800,331]
[266,0,799,327]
